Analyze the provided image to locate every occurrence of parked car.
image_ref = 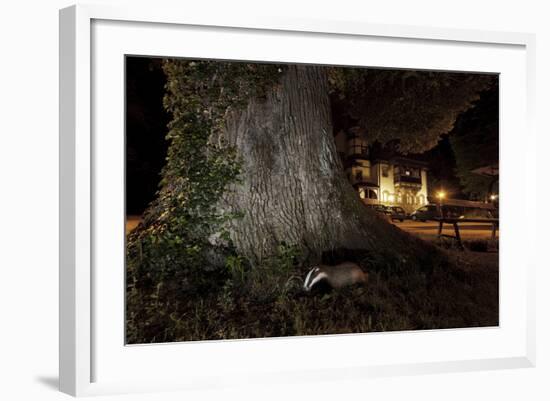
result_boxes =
[365,204,392,218]
[410,204,439,222]
[388,206,407,222]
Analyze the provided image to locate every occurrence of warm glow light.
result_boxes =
[436,191,446,200]
[490,194,498,201]
[388,194,395,203]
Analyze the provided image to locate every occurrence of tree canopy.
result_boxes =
[449,84,499,198]
[329,68,496,153]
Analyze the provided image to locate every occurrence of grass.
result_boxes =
[126,244,498,344]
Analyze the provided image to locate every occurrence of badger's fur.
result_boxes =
[303,262,368,291]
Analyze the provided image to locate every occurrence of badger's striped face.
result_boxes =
[303,267,328,291]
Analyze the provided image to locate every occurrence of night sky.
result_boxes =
[126,57,170,215]
[125,57,498,216]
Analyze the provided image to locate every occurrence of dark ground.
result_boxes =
[126,241,498,344]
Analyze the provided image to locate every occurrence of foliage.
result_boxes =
[449,86,499,198]
[421,134,464,199]
[246,243,303,301]
[127,245,498,343]
[329,68,496,154]
[221,243,302,305]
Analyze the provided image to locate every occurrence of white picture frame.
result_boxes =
[59,4,536,397]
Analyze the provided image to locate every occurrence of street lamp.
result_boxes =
[490,194,498,201]
[436,190,446,219]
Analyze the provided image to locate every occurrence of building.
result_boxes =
[335,131,429,213]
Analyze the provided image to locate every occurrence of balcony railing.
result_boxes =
[394,175,422,185]
[349,173,377,185]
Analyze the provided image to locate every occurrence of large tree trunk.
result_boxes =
[220,65,418,264]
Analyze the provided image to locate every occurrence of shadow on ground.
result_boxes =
[35,376,58,391]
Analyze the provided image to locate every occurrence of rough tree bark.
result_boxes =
[219,65,426,264]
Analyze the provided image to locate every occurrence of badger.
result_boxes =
[303,262,368,291]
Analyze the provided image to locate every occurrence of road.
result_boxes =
[126,216,141,234]
[393,219,498,241]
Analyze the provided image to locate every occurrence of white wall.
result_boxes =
[420,169,429,204]
[378,162,395,202]
[0,1,548,400]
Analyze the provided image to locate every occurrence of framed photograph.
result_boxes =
[59,4,536,396]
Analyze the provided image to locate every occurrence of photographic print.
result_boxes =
[125,57,499,344]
